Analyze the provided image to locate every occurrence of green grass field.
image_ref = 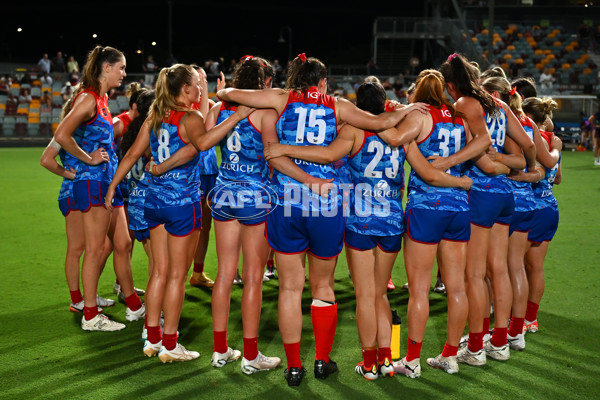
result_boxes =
[0,147,598,400]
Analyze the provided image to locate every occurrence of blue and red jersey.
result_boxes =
[71,90,117,184]
[466,104,511,193]
[347,131,405,236]
[147,110,201,209]
[213,102,271,208]
[126,155,150,231]
[407,105,469,212]
[273,87,339,210]
[191,100,219,175]
[510,115,536,212]
[532,130,559,211]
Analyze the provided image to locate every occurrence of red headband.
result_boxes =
[447,53,459,62]
[509,86,517,96]
[298,53,307,62]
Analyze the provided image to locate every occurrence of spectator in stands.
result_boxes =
[38,53,51,74]
[578,22,593,52]
[20,73,32,85]
[327,76,340,95]
[52,51,66,73]
[42,91,52,109]
[509,61,522,79]
[165,53,178,67]
[367,58,380,76]
[7,93,18,107]
[40,72,53,86]
[69,70,81,86]
[0,77,9,96]
[67,55,79,74]
[61,82,74,102]
[142,55,158,86]
[393,76,405,100]
[19,88,32,104]
[208,59,220,75]
[539,68,555,94]
[142,55,158,73]
[273,59,282,81]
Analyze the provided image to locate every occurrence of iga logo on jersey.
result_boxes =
[229,154,239,164]
[441,109,452,118]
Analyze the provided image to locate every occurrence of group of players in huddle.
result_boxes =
[41,45,561,387]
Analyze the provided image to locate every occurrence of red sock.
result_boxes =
[213,330,228,354]
[378,347,392,364]
[70,289,83,304]
[147,325,161,344]
[162,333,177,351]
[284,342,301,369]
[83,306,99,321]
[442,343,458,357]
[115,279,120,285]
[525,301,539,322]
[125,293,142,311]
[311,303,337,362]
[483,317,491,334]
[508,317,525,337]
[490,327,508,347]
[243,337,258,361]
[266,260,274,268]
[193,262,204,273]
[468,331,484,352]
[362,348,377,369]
[406,338,422,362]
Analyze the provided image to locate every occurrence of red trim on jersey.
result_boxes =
[116,112,132,133]
[75,90,106,126]
[540,130,552,148]
[166,110,189,145]
[278,87,338,130]
[349,131,370,158]
[419,105,464,144]
[220,102,238,113]
[247,116,261,135]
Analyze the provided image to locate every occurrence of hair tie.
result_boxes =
[240,55,267,68]
[298,53,307,63]
[509,86,517,96]
[447,53,459,62]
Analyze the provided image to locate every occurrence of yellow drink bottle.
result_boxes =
[391,310,401,360]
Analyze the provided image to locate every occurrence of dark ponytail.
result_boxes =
[232,56,274,90]
[439,53,498,116]
[120,89,155,155]
[79,46,124,96]
[285,54,327,91]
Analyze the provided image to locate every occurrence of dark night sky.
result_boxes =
[2,1,427,71]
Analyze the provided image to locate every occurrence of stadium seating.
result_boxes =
[473,23,597,90]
